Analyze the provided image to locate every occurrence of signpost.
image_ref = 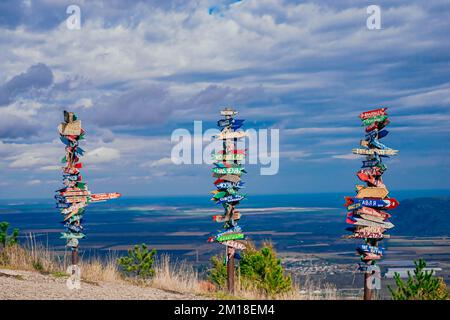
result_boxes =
[344,107,398,300]
[56,111,121,289]
[209,107,248,294]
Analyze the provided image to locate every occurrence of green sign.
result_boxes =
[213,153,245,161]
[212,167,245,175]
[361,115,388,126]
[217,233,245,242]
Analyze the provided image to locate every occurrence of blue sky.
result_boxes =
[0,0,449,198]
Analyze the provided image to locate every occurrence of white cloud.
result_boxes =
[26,179,42,185]
[84,147,121,164]
[284,127,357,136]
[332,153,360,160]
[141,157,174,168]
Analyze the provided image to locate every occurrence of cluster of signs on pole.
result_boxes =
[344,107,399,290]
[55,111,121,253]
[209,108,248,256]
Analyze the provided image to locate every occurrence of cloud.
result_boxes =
[284,127,358,136]
[0,63,53,106]
[26,179,42,186]
[84,147,121,164]
[331,153,360,160]
[142,157,174,168]
[91,85,174,127]
[0,0,449,196]
[0,111,40,138]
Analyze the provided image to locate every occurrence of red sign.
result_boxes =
[90,192,121,202]
[359,108,387,120]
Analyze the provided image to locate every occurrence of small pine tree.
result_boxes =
[0,222,19,247]
[388,259,449,300]
[117,243,156,279]
[208,242,293,296]
[208,255,228,289]
[239,243,292,296]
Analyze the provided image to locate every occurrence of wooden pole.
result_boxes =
[227,246,235,294]
[364,271,373,300]
[71,248,78,266]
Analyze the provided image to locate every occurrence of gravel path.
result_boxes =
[0,268,202,300]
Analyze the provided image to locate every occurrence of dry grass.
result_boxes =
[79,253,122,283]
[0,234,62,274]
[0,236,342,300]
[228,281,338,300]
[0,234,122,283]
[150,254,203,294]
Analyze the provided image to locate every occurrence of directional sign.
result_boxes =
[217,233,245,242]
[358,244,385,255]
[352,217,394,229]
[216,194,245,204]
[217,119,245,128]
[345,197,399,210]
[365,118,390,133]
[220,240,246,250]
[216,181,244,190]
[215,175,241,184]
[58,120,82,136]
[216,130,246,140]
[355,186,389,199]
[213,211,241,222]
[359,108,388,120]
[220,108,238,117]
[353,148,398,156]
[355,206,391,220]
[213,153,245,161]
[361,115,388,127]
[89,192,121,202]
[60,232,85,239]
[212,167,245,175]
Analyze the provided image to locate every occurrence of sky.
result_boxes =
[0,0,449,198]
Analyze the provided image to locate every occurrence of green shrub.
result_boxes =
[209,255,228,288]
[239,244,292,296]
[0,222,19,247]
[117,243,156,279]
[208,243,293,296]
[388,259,449,300]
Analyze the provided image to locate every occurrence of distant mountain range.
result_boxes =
[392,197,450,236]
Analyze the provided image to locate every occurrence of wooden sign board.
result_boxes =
[355,186,389,199]
[61,202,86,214]
[61,190,90,197]
[361,252,382,261]
[213,211,241,222]
[64,196,89,203]
[359,108,387,120]
[354,217,394,229]
[213,154,245,161]
[90,192,121,202]
[219,174,241,183]
[221,240,246,250]
[60,232,85,239]
[352,148,398,156]
[217,232,245,242]
[216,131,246,140]
[58,120,82,136]
[212,167,244,175]
[347,233,389,239]
[355,225,386,234]
[362,115,388,127]
[220,109,238,117]
[358,214,386,223]
[356,206,390,220]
